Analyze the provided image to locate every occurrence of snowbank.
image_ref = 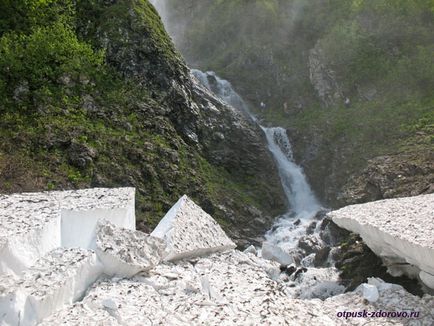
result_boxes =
[151,195,236,261]
[40,251,434,325]
[329,194,434,289]
[1,190,433,325]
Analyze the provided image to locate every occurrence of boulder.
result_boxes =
[298,235,323,255]
[151,195,236,261]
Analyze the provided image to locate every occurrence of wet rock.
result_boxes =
[306,221,317,235]
[293,267,308,280]
[298,235,323,255]
[314,246,331,267]
[314,210,329,221]
[281,265,297,277]
[319,218,350,246]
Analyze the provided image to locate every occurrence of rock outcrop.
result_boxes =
[308,43,343,108]
[330,194,434,290]
[339,152,434,206]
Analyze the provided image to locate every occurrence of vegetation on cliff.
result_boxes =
[0,0,287,242]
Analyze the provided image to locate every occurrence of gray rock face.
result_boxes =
[339,152,434,206]
[151,195,236,261]
[330,194,434,289]
[76,0,287,242]
[308,43,343,108]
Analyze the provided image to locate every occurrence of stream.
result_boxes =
[191,70,346,299]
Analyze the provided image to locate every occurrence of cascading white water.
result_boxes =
[191,69,257,122]
[191,70,322,253]
[262,126,320,218]
[191,70,319,214]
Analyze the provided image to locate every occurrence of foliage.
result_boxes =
[0,21,104,113]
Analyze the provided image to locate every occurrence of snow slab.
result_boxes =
[329,194,434,289]
[0,188,135,276]
[151,195,236,261]
[95,220,166,278]
[0,247,103,326]
[58,188,136,249]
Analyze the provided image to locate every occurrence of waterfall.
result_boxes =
[191,70,320,218]
[151,2,343,297]
[191,69,257,123]
[262,127,320,218]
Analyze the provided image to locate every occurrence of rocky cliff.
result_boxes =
[0,0,286,242]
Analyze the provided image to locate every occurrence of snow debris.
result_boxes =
[1,190,433,325]
[360,284,379,302]
[151,195,236,261]
[261,241,295,265]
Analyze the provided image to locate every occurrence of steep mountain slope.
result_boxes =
[159,0,434,206]
[0,0,287,242]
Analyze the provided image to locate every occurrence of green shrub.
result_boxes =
[0,21,104,112]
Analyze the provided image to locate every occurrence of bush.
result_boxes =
[0,21,104,111]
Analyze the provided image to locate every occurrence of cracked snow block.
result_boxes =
[151,195,236,261]
[0,193,61,276]
[0,248,103,326]
[329,194,434,289]
[95,221,166,278]
[57,188,136,249]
